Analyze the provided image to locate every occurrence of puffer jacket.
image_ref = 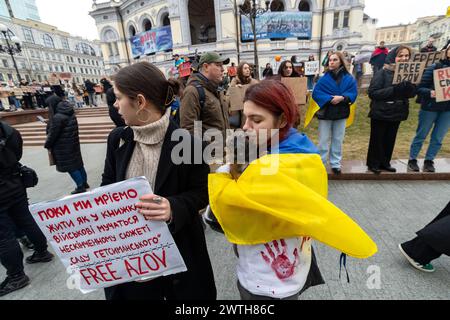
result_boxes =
[417,59,450,112]
[180,73,229,139]
[0,121,26,207]
[44,99,83,173]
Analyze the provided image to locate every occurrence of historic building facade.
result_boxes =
[0,16,106,85]
[90,0,377,77]
[376,15,449,51]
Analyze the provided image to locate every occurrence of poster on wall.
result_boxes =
[130,26,173,59]
[241,12,312,41]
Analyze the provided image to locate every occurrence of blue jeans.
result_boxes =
[307,76,315,91]
[318,119,347,169]
[69,167,88,188]
[409,110,450,161]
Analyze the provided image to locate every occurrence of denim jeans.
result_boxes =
[318,119,347,169]
[0,195,48,277]
[307,76,315,91]
[409,110,450,161]
[88,92,97,107]
[69,167,88,188]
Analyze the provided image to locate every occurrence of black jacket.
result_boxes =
[106,88,125,127]
[101,123,216,300]
[417,60,450,112]
[368,68,416,122]
[84,80,95,93]
[0,121,26,206]
[101,79,113,92]
[44,98,83,173]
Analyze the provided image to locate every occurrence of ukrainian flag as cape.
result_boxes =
[304,71,358,128]
[208,129,377,259]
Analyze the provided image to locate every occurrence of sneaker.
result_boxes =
[203,207,224,234]
[0,275,30,297]
[18,236,35,250]
[84,182,90,189]
[71,187,86,195]
[423,160,435,173]
[398,244,435,273]
[331,168,342,175]
[26,251,54,264]
[407,159,420,172]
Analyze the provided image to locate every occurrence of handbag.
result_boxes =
[19,164,38,188]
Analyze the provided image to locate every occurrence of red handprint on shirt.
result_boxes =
[260,239,299,280]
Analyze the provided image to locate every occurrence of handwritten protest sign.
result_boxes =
[434,67,450,102]
[281,77,308,105]
[29,177,187,293]
[392,61,426,84]
[178,62,191,78]
[305,61,319,76]
[412,51,444,69]
[227,66,237,78]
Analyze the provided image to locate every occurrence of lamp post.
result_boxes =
[237,0,271,79]
[0,23,23,82]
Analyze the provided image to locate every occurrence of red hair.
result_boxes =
[244,80,298,141]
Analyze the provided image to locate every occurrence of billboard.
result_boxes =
[241,11,312,41]
[130,26,173,58]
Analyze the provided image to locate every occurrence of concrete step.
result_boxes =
[19,129,113,137]
[23,139,106,147]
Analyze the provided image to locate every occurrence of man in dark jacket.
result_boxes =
[367,46,417,174]
[0,121,54,297]
[408,47,450,173]
[84,79,97,107]
[420,37,437,53]
[45,96,89,194]
[370,41,389,74]
[399,200,450,272]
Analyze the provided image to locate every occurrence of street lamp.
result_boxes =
[0,23,23,82]
[237,0,271,79]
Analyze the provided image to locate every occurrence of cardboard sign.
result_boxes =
[228,85,249,111]
[392,61,426,84]
[178,62,191,78]
[434,67,450,102]
[304,61,319,76]
[281,77,308,105]
[29,177,187,293]
[412,51,444,69]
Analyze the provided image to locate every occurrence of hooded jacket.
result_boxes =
[417,57,450,112]
[180,72,229,139]
[368,47,417,122]
[44,98,83,172]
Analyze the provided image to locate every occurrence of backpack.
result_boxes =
[189,81,206,110]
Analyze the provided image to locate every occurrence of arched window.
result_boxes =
[143,18,152,31]
[102,29,120,58]
[76,43,97,56]
[188,0,216,45]
[43,34,55,48]
[299,0,310,11]
[162,13,170,26]
[270,0,285,12]
[129,25,136,37]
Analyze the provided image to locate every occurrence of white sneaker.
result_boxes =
[398,244,435,273]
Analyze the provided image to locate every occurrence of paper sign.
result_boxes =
[392,61,426,84]
[281,77,308,105]
[29,177,187,293]
[434,67,450,102]
[228,85,250,111]
[178,62,191,78]
[305,61,319,76]
[412,51,444,69]
[228,66,237,77]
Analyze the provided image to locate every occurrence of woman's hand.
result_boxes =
[431,90,436,98]
[136,194,172,222]
[331,96,345,105]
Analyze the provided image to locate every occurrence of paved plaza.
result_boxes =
[1,144,449,300]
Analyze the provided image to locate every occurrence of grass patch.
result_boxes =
[300,94,450,161]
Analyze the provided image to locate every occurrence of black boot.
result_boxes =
[71,186,86,195]
[0,274,30,297]
[26,250,54,264]
[84,182,90,189]
[423,160,435,173]
[407,159,420,172]
[18,236,35,250]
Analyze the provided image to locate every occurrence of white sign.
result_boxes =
[305,61,320,76]
[29,177,187,293]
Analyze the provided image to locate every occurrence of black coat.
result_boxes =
[101,122,216,300]
[106,88,125,127]
[44,99,83,173]
[368,68,416,122]
[417,200,450,256]
[0,121,26,207]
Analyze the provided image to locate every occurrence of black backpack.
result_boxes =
[189,81,206,110]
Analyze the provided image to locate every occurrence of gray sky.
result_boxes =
[34,0,448,41]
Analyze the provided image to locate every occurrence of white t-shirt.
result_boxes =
[215,165,312,299]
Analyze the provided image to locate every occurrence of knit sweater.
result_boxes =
[126,108,170,189]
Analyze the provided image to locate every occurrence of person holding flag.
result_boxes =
[305,52,358,175]
[208,80,377,300]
